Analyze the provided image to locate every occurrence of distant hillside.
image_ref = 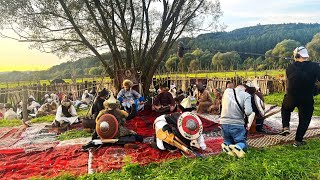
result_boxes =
[182,23,320,57]
[0,54,109,82]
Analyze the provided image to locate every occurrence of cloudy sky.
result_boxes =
[220,0,320,30]
[1,0,320,72]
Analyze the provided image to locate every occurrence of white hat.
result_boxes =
[294,46,309,58]
[180,96,192,109]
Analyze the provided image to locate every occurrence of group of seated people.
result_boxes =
[151,82,222,116]
[85,79,267,159]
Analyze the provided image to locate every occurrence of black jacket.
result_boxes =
[286,61,320,96]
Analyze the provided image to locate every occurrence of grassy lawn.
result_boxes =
[38,138,320,180]
[57,129,92,141]
[265,92,320,116]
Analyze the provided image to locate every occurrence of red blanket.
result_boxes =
[125,110,219,137]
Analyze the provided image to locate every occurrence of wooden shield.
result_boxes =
[96,114,119,139]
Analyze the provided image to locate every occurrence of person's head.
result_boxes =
[293,46,309,62]
[103,93,120,110]
[27,97,34,104]
[159,84,169,93]
[226,81,234,89]
[98,88,109,99]
[61,98,71,107]
[213,88,221,96]
[122,79,133,90]
[196,83,205,93]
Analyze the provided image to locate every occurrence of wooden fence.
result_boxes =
[0,75,286,107]
[0,79,114,106]
[152,75,286,95]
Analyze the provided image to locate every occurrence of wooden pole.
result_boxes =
[22,86,30,127]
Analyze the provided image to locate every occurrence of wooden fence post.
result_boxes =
[22,86,29,127]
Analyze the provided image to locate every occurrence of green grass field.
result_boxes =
[36,138,320,180]
[265,92,320,116]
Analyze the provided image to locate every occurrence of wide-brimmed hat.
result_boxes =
[177,112,203,140]
[96,114,119,139]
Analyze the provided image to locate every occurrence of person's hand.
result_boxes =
[246,126,251,131]
[129,99,134,105]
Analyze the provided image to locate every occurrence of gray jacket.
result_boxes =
[220,87,253,125]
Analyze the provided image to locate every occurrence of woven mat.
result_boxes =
[248,128,320,148]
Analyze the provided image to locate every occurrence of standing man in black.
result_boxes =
[280,46,320,147]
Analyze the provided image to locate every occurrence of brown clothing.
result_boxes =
[197,90,213,114]
[210,93,222,115]
[153,91,175,106]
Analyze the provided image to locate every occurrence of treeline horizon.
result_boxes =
[1,23,320,82]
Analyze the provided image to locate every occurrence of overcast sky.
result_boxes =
[1,0,320,71]
[220,0,320,30]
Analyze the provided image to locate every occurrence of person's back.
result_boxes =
[286,61,320,96]
[281,46,320,147]
[220,87,252,125]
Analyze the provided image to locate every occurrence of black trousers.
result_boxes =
[281,94,314,142]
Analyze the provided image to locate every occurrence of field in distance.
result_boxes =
[0,70,285,89]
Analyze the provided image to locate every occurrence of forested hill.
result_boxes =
[182,23,320,55]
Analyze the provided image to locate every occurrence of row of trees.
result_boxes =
[163,32,320,72]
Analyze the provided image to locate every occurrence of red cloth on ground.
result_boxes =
[0,145,88,179]
[125,110,219,137]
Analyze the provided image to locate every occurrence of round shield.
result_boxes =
[254,94,265,117]
[177,112,203,140]
[96,114,119,139]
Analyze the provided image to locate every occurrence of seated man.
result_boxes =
[244,83,266,133]
[50,93,60,104]
[53,97,79,127]
[91,88,109,119]
[153,109,207,155]
[196,83,213,114]
[117,79,144,112]
[41,94,50,104]
[4,108,18,120]
[36,99,58,117]
[82,93,142,150]
[208,88,222,115]
[152,85,175,113]
[82,90,94,104]
[27,97,41,116]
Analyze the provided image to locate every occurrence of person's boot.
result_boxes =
[279,127,290,136]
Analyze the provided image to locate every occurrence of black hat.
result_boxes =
[98,88,109,97]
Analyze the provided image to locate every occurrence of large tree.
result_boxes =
[306,33,320,62]
[0,0,222,94]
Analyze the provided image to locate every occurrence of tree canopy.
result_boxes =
[0,0,222,93]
